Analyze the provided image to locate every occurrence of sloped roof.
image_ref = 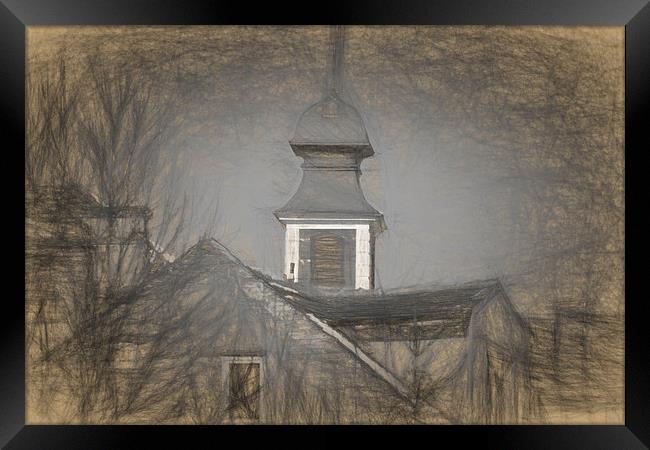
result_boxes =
[265,279,499,326]
[261,278,503,341]
[273,169,385,223]
[167,239,510,342]
[141,239,527,410]
[278,91,382,224]
[140,238,414,400]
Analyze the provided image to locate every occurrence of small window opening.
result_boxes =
[228,362,261,421]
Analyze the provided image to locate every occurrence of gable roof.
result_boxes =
[147,239,522,407]
[144,238,413,400]
[168,238,512,342]
[264,278,499,326]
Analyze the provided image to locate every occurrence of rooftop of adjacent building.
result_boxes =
[26,183,151,220]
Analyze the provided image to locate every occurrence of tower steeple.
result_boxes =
[327,25,345,95]
[274,26,385,294]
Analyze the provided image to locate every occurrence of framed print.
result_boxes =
[1,0,648,448]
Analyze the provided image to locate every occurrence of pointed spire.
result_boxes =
[327,25,345,95]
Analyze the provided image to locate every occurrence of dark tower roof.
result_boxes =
[275,91,383,227]
[275,26,384,231]
[273,157,384,224]
[291,91,371,149]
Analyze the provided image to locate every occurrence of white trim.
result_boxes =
[304,312,409,399]
[279,217,376,221]
[288,223,370,230]
[283,223,372,289]
[355,227,371,290]
[268,281,300,294]
[288,141,370,146]
[284,226,300,282]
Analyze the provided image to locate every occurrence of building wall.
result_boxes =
[26,188,152,423]
[362,338,467,386]
[110,242,415,424]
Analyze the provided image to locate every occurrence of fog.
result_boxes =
[27,26,624,314]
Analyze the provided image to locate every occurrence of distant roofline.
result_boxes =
[28,184,152,219]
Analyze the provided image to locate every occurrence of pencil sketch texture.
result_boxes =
[25,26,624,424]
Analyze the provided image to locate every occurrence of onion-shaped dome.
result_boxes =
[276,90,385,232]
[291,91,371,150]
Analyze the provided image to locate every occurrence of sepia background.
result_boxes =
[26,26,624,423]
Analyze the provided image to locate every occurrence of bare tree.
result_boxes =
[26,52,80,189]
[25,47,220,422]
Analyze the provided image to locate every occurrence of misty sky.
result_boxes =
[27,26,624,314]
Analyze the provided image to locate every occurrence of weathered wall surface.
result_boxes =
[100,240,417,424]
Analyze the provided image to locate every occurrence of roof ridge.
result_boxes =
[261,280,411,402]
[378,278,502,295]
[239,270,412,403]
[166,237,515,408]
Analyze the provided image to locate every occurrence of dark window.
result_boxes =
[228,363,261,420]
[311,234,345,286]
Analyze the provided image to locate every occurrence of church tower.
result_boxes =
[274,27,385,293]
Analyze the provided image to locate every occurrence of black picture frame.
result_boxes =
[1,1,648,448]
